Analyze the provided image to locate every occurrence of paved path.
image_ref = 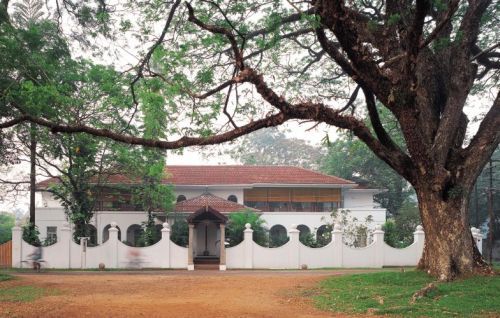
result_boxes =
[1,269,373,317]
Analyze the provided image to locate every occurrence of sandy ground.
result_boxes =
[0,269,371,318]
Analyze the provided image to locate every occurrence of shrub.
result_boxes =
[0,212,15,244]
[22,223,41,246]
[170,219,188,247]
[225,211,268,247]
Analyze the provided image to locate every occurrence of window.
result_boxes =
[177,195,187,202]
[227,195,238,203]
[46,226,57,245]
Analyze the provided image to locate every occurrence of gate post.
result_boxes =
[108,222,119,268]
[11,225,22,268]
[161,223,171,268]
[59,223,72,268]
[243,223,253,269]
[331,224,343,268]
[372,225,385,268]
[288,224,300,269]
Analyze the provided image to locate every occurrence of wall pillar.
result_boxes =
[243,223,253,269]
[219,223,226,271]
[471,227,483,254]
[413,225,425,263]
[161,223,171,268]
[11,225,22,268]
[80,237,88,269]
[331,224,343,268]
[288,224,300,269]
[187,224,195,271]
[372,225,384,268]
[59,222,71,268]
[108,222,119,268]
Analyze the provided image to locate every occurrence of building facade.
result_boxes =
[35,165,386,247]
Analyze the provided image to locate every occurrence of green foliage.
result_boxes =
[0,285,59,302]
[139,211,160,246]
[299,231,319,247]
[315,271,500,317]
[227,127,324,169]
[0,212,15,243]
[329,209,373,247]
[321,109,414,217]
[387,14,401,26]
[22,222,40,246]
[225,211,268,247]
[269,231,289,248]
[170,219,188,247]
[0,273,13,281]
[383,203,420,248]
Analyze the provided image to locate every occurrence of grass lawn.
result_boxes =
[315,270,500,317]
[0,273,13,282]
[0,272,59,302]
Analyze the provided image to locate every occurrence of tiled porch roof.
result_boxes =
[174,193,259,213]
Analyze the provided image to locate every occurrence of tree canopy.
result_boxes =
[0,0,499,280]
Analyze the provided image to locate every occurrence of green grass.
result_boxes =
[0,273,13,281]
[0,285,59,302]
[315,270,500,317]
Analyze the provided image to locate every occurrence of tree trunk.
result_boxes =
[416,187,491,280]
[29,123,37,224]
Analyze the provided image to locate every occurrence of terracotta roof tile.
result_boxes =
[36,165,355,189]
[175,193,259,213]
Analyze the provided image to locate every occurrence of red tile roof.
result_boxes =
[36,165,355,189]
[175,193,259,213]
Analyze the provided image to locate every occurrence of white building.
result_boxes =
[35,165,386,252]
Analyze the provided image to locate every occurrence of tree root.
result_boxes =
[410,283,436,304]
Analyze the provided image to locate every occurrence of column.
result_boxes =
[331,224,343,268]
[187,224,195,271]
[11,225,22,268]
[413,225,425,264]
[288,224,300,269]
[161,223,171,268]
[372,225,385,268]
[471,227,483,254]
[219,223,226,271]
[243,223,253,269]
[108,222,119,268]
[59,222,71,268]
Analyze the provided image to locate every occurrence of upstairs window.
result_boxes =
[227,195,238,203]
[177,195,187,203]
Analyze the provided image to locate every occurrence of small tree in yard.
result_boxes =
[225,211,268,247]
[0,212,15,244]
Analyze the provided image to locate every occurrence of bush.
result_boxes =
[225,211,268,247]
[171,219,188,247]
[22,223,41,246]
[0,212,15,244]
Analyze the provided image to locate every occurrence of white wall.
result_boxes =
[261,209,386,234]
[173,186,245,204]
[343,189,380,209]
[12,223,485,270]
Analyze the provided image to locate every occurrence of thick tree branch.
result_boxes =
[7,113,290,149]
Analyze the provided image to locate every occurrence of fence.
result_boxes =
[11,223,483,270]
[0,240,12,268]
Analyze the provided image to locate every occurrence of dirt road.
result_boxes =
[1,270,369,317]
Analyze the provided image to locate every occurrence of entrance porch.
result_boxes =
[187,206,228,270]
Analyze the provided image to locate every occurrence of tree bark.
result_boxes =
[416,185,492,280]
[29,123,36,224]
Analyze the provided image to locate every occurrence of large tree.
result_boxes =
[0,1,499,280]
[227,127,324,169]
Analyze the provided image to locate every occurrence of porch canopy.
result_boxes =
[186,206,228,225]
[187,206,228,270]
